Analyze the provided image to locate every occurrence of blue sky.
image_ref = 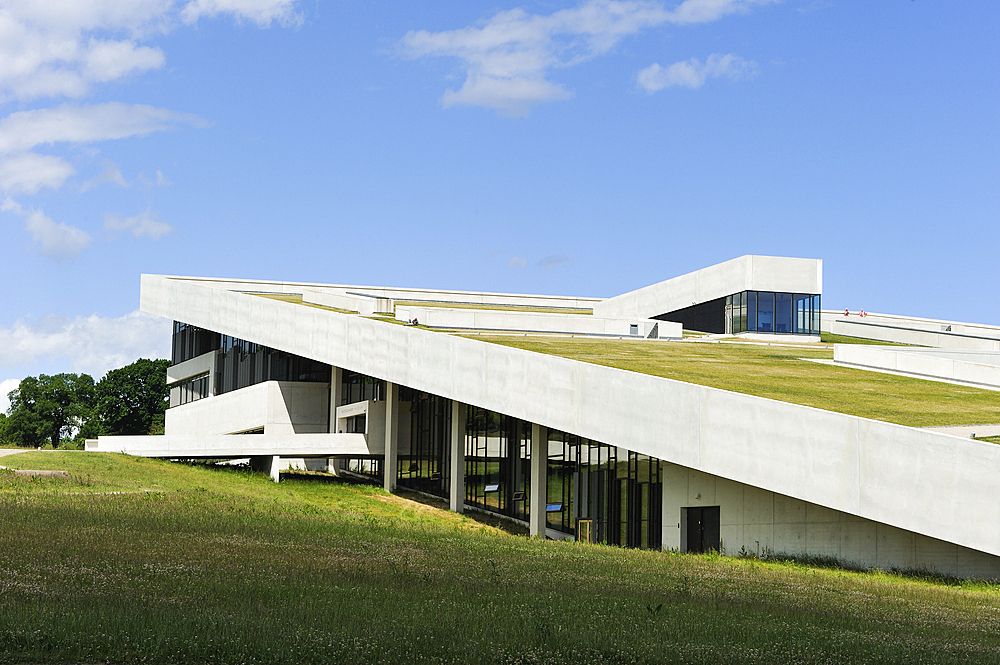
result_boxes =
[0,0,998,407]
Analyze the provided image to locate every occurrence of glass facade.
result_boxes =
[341,370,385,404]
[546,430,662,549]
[465,409,531,522]
[175,374,210,405]
[171,322,330,397]
[726,292,821,336]
[171,322,220,364]
[397,390,452,499]
[215,334,330,395]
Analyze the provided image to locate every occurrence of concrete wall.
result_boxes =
[835,345,1000,388]
[165,381,329,436]
[394,305,678,338]
[662,463,1000,578]
[302,288,379,315]
[823,311,1000,350]
[140,275,1000,570]
[167,351,216,408]
[151,274,600,311]
[595,255,822,320]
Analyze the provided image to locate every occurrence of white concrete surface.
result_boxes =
[166,351,216,385]
[529,424,547,537]
[395,305,677,338]
[89,432,371,457]
[594,255,821,320]
[823,311,1000,350]
[165,381,329,436]
[302,288,379,315]
[923,424,1000,438]
[449,401,465,513]
[383,382,399,492]
[155,275,599,311]
[662,463,1000,577]
[142,274,1000,575]
[835,345,1000,388]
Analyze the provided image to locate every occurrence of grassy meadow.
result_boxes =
[470,336,1000,428]
[2,452,1000,664]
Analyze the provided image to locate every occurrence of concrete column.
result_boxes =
[383,381,398,492]
[327,366,343,476]
[449,400,466,513]
[329,366,343,432]
[250,455,281,483]
[529,423,547,538]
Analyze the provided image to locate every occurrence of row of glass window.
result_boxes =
[726,292,821,335]
[546,431,661,549]
[465,409,532,522]
[174,374,210,406]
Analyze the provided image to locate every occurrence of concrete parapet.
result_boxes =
[834,345,1000,388]
[395,305,678,338]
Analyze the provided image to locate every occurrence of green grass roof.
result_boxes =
[469,336,1000,428]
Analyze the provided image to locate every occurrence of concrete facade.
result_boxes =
[88,432,371,458]
[594,255,822,320]
[662,463,1000,577]
[134,274,1000,566]
[164,380,330,436]
[88,257,1000,579]
[823,310,1000,351]
[394,305,678,338]
[834,345,1000,389]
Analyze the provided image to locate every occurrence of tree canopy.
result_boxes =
[5,373,96,448]
[95,359,170,436]
[1,358,170,447]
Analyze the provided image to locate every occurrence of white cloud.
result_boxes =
[180,0,302,27]
[104,207,171,240]
[0,103,204,206]
[401,0,774,115]
[155,169,171,186]
[508,256,527,268]
[637,52,757,91]
[24,208,92,258]
[0,378,19,414]
[0,0,303,103]
[0,102,207,155]
[79,159,128,192]
[2,196,92,258]
[0,151,75,194]
[0,310,171,381]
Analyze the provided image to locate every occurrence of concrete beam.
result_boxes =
[89,432,371,458]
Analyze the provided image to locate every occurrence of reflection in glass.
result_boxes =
[725,291,821,336]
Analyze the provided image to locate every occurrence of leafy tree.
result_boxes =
[95,359,170,436]
[5,374,96,448]
[0,412,8,445]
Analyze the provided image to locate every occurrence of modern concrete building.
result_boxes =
[90,255,1000,579]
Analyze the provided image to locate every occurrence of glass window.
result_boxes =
[747,291,757,331]
[756,292,774,332]
[465,409,531,522]
[794,294,811,334]
[774,293,792,333]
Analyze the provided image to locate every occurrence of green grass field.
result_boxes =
[2,452,1000,664]
[466,336,1000,428]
